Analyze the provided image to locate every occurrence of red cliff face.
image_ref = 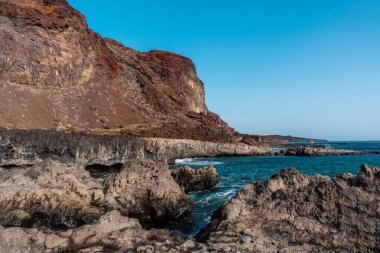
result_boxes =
[0,0,233,140]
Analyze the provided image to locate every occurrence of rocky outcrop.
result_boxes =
[198,165,380,252]
[0,159,104,229]
[0,158,191,228]
[0,129,271,167]
[0,0,234,142]
[280,146,380,156]
[104,159,191,225]
[0,210,205,253]
[171,166,219,193]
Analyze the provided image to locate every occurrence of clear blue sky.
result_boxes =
[69,0,380,140]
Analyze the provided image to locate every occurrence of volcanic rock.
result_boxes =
[171,166,220,193]
[198,165,380,252]
[104,159,191,226]
[281,146,380,156]
[0,0,233,142]
[0,128,271,167]
[0,158,191,229]
[0,210,205,253]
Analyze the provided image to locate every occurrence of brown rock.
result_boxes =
[171,165,220,193]
[0,210,205,253]
[0,0,233,142]
[198,165,380,252]
[104,159,191,225]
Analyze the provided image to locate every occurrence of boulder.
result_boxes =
[171,166,219,193]
[104,159,191,226]
[198,165,380,253]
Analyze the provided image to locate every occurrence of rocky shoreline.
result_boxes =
[0,159,378,252]
[2,129,378,169]
[0,0,379,252]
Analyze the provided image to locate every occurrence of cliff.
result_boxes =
[0,0,232,141]
[0,129,270,167]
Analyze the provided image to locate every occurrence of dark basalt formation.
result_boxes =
[171,166,220,193]
[0,0,234,142]
[0,128,271,167]
[198,165,380,252]
[0,159,191,229]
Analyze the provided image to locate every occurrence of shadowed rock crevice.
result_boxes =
[85,163,123,178]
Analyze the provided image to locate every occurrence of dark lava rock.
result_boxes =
[198,165,380,253]
[171,166,220,193]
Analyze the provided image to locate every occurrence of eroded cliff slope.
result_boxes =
[0,0,233,141]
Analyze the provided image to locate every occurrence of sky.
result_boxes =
[69,0,380,141]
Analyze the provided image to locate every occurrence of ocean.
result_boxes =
[170,141,380,236]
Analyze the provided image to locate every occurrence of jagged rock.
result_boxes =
[0,210,206,253]
[0,159,104,229]
[198,165,380,253]
[171,166,219,193]
[104,159,191,225]
[0,158,191,228]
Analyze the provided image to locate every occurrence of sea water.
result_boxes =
[170,141,380,236]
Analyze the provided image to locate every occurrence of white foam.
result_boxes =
[175,158,222,166]
[174,158,194,164]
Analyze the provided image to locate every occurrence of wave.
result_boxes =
[174,158,223,166]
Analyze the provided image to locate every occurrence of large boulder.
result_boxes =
[198,165,380,253]
[104,159,191,226]
[0,210,205,253]
[171,165,220,193]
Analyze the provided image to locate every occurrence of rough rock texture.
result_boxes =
[0,159,104,229]
[0,158,191,228]
[171,166,220,193]
[104,159,191,225]
[0,129,271,167]
[0,210,206,253]
[0,0,234,142]
[281,146,380,156]
[198,165,380,253]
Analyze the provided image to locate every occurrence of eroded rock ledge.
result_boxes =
[0,129,271,167]
[280,145,380,156]
[198,165,380,253]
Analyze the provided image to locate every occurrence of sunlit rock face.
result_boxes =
[0,0,229,138]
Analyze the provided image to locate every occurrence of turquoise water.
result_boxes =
[171,141,380,236]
